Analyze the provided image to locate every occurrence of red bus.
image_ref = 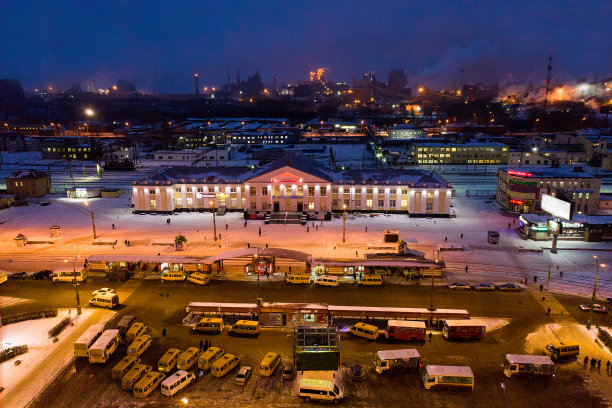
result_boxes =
[385,320,426,342]
[442,320,485,341]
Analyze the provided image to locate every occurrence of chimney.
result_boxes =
[273,76,278,94]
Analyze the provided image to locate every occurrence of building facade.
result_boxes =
[5,170,50,197]
[410,142,508,165]
[132,155,452,216]
[496,167,601,215]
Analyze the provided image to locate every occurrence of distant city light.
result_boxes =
[85,108,94,116]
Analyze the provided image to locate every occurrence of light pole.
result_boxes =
[209,200,217,241]
[428,250,436,311]
[501,382,510,408]
[587,256,606,330]
[83,201,97,239]
[65,252,81,315]
[342,204,346,243]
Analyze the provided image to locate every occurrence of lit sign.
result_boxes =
[508,170,532,177]
[541,194,571,221]
[509,199,524,205]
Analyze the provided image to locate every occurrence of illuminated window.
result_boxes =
[426,203,433,211]
[261,188,267,196]
[378,200,384,207]
[149,199,156,208]
[175,188,181,193]
[366,199,373,208]
[186,198,193,206]
[390,200,396,207]
[308,187,315,197]
[401,199,408,208]
[176,198,182,206]
[250,188,256,196]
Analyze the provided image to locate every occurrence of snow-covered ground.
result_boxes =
[0,308,116,408]
[0,188,611,298]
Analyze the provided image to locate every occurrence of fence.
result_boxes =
[1,309,58,326]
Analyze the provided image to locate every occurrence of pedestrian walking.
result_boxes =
[444,236,448,242]
[284,272,287,279]
[244,221,247,227]
[465,265,469,274]
[428,332,432,342]
[539,283,543,292]
[460,233,463,239]
[607,360,610,371]
[247,243,250,248]
[591,359,596,368]
[508,222,511,228]
[219,233,221,239]
[258,227,261,236]
[199,339,203,350]
[307,226,309,232]
[547,307,551,316]
[112,223,115,230]
[315,225,318,230]
[162,328,166,337]
[560,271,563,278]
[597,360,601,369]
[225,224,228,230]
[124,239,127,245]
[584,356,589,366]
[266,243,268,248]
[320,221,323,226]
[533,275,537,282]
[167,218,170,224]
[524,277,528,285]
[365,226,368,232]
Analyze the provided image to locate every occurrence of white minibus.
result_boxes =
[88,329,121,363]
[74,324,105,357]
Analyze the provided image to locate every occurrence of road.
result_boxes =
[2,277,610,408]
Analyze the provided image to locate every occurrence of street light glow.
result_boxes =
[85,108,94,116]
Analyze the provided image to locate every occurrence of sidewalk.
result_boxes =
[1,308,116,408]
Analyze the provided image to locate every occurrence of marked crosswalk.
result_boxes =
[114,280,143,303]
[527,288,571,317]
[0,296,30,308]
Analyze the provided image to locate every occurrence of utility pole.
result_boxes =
[210,200,217,241]
[587,256,605,330]
[342,205,346,243]
[84,201,97,239]
[428,250,436,311]
[72,252,81,315]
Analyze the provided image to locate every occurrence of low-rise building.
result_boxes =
[410,142,508,165]
[496,166,600,214]
[132,154,453,217]
[5,169,50,197]
[387,124,424,140]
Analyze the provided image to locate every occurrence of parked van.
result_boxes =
[228,320,260,337]
[487,230,500,244]
[158,348,181,373]
[349,322,379,341]
[74,324,105,357]
[198,347,224,370]
[314,275,338,287]
[193,317,224,334]
[502,354,554,378]
[161,370,195,396]
[177,347,202,370]
[53,269,88,283]
[259,352,281,376]
[117,315,136,337]
[286,273,311,284]
[358,274,383,286]
[127,335,153,357]
[89,292,119,309]
[121,364,152,391]
[161,271,186,282]
[298,371,343,403]
[187,272,210,285]
[125,322,147,343]
[544,341,580,361]
[211,354,240,377]
[133,372,165,398]
[112,356,140,380]
[422,365,474,390]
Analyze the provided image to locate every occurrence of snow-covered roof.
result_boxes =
[505,354,554,365]
[500,166,596,179]
[424,365,473,376]
[377,349,421,360]
[444,319,486,327]
[86,254,208,263]
[387,320,427,328]
[8,169,48,179]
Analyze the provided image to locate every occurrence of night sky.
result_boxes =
[2,0,611,93]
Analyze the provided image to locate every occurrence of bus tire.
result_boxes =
[305,397,311,402]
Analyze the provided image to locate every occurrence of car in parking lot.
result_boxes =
[351,363,365,381]
[449,282,471,290]
[235,366,252,385]
[9,271,28,280]
[474,282,496,291]
[32,270,53,280]
[282,363,295,381]
[580,304,608,313]
[92,288,116,296]
[498,283,522,292]
[605,297,612,306]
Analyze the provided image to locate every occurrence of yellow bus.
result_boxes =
[422,365,474,390]
[545,341,580,361]
[286,274,311,284]
[161,271,186,282]
[187,272,210,285]
[121,364,152,391]
[349,322,379,340]
[126,322,147,342]
[158,348,181,373]
[193,317,224,334]
[259,352,281,377]
[228,320,260,337]
[198,347,224,370]
[177,347,202,370]
[133,372,165,398]
[211,354,240,377]
[112,356,140,380]
[127,335,153,357]
[358,274,383,286]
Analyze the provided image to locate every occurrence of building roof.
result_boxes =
[500,166,597,179]
[134,153,452,189]
[8,169,48,179]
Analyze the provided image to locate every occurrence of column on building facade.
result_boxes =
[132,188,139,209]
[396,188,402,211]
[361,188,366,210]
[245,185,251,209]
[350,187,355,210]
[433,190,439,213]
[224,186,230,209]
[166,187,173,211]
[445,190,451,213]
[384,188,390,211]
[291,184,297,211]
[421,190,427,213]
[144,188,150,211]
[326,185,332,211]
[409,190,415,213]
[192,188,197,209]
[373,188,379,211]
[315,185,320,210]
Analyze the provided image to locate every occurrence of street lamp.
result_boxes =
[342,204,346,243]
[209,200,217,241]
[501,382,510,408]
[587,256,606,330]
[65,252,81,315]
[83,201,97,239]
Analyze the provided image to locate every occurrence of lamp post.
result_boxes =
[587,256,605,330]
[209,200,217,241]
[428,250,436,311]
[65,252,81,315]
[501,382,510,408]
[342,204,346,243]
[83,201,96,239]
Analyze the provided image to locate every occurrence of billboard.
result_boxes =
[541,194,571,220]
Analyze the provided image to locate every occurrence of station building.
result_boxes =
[132,154,453,217]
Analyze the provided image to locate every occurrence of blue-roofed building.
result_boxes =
[132,154,453,217]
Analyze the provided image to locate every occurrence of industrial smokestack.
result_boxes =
[194,74,199,96]
[273,75,278,94]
